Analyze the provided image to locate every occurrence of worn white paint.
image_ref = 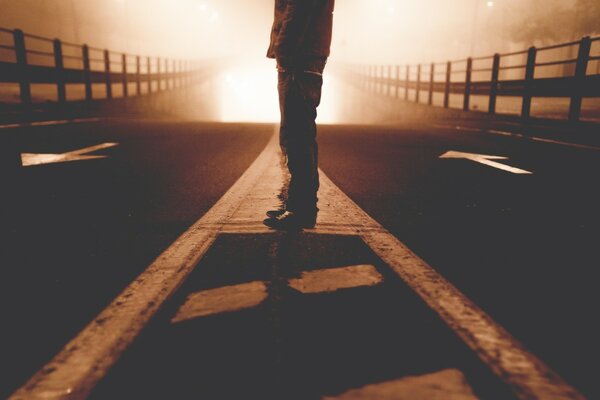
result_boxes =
[433,124,600,152]
[440,150,533,174]
[288,265,383,294]
[21,143,119,167]
[10,133,281,400]
[323,369,479,400]
[171,281,269,323]
[12,129,583,400]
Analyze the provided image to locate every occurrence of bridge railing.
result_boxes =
[341,36,600,123]
[0,27,210,113]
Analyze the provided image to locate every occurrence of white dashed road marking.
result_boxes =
[171,281,269,323]
[172,265,383,322]
[11,130,583,400]
[288,265,383,294]
[433,123,600,152]
[323,369,479,400]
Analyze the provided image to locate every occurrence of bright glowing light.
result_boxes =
[217,60,338,124]
[487,1,494,7]
[218,61,279,122]
[197,3,207,12]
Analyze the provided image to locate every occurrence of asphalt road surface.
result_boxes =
[1,117,598,399]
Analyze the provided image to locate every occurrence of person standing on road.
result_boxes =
[264,0,335,230]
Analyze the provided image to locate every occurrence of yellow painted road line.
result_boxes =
[10,133,280,400]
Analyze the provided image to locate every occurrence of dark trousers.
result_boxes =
[277,58,326,215]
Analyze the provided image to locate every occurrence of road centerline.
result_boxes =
[11,129,583,400]
[10,133,280,400]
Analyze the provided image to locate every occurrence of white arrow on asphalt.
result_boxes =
[21,142,119,167]
[440,150,533,174]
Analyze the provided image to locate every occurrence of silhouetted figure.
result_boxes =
[264,0,335,230]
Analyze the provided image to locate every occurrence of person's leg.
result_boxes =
[277,58,326,217]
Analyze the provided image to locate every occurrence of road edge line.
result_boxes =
[318,172,584,400]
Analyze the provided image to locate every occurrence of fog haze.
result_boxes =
[1,0,598,64]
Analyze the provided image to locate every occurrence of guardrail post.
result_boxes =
[568,36,591,122]
[360,66,364,90]
[386,65,391,96]
[147,56,153,93]
[489,53,500,114]
[521,46,537,120]
[82,45,92,101]
[428,62,435,105]
[170,60,175,89]
[463,57,472,111]
[136,55,141,95]
[104,49,112,99]
[415,64,421,103]
[122,53,128,97]
[173,60,177,89]
[184,60,189,88]
[405,65,410,100]
[157,57,162,91]
[372,65,376,93]
[444,61,451,108]
[53,39,66,104]
[395,65,400,98]
[166,59,171,90]
[13,29,32,108]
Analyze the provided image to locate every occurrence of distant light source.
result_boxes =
[487,1,494,7]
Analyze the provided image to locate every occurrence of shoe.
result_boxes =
[263,211,316,230]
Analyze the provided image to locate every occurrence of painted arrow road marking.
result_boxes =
[21,142,119,167]
[440,150,533,175]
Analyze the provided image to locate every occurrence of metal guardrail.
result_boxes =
[343,36,600,122]
[0,27,209,111]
